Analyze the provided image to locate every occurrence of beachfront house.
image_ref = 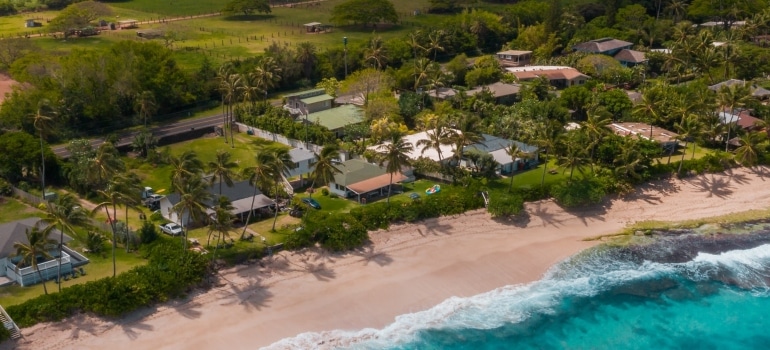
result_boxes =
[425,82,521,106]
[160,180,275,226]
[718,109,763,132]
[574,38,633,56]
[287,147,317,187]
[505,66,589,89]
[609,122,679,152]
[0,218,89,287]
[459,134,539,175]
[328,159,408,203]
[283,88,335,116]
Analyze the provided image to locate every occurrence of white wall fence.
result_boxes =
[235,123,352,161]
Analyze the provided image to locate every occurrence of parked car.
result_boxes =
[159,223,183,236]
[302,198,321,209]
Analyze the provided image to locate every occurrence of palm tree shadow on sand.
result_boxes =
[217,277,274,312]
[352,244,394,267]
[686,174,735,199]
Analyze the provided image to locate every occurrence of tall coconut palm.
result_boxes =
[217,64,235,144]
[666,0,688,23]
[413,58,433,91]
[734,132,766,167]
[613,138,646,181]
[426,30,445,62]
[42,193,87,292]
[264,147,294,231]
[376,132,414,204]
[505,143,528,192]
[173,175,213,250]
[13,227,57,294]
[113,173,143,252]
[92,175,133,277]
[219,68,241,147]
[717,84,752,151]
[416,122,453,163]
[207,196,235,248]
[32,99,55,199]
[537,120,563,187]
[134,90,157,128]
[581,106,612,168]
[169,150,205,192]
[207,150,239,196]
[239,151,274,239]
[252,56,282,98]
[309,144,342,198]
[450,114,483,165]
[557,132,589,182]
[633,86,666,139]
[88,142,124,190]
[364,36,389,70]
[674,114,702,174]
[295,42,317,79]
[238,72,261,114]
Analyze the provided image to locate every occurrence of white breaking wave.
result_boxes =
[262,244,770,350]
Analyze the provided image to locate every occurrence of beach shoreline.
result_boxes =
[7,166,770,350]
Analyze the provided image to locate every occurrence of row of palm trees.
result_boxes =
[217,58,282,147]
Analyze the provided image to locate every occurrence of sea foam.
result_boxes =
[263,243,770,350]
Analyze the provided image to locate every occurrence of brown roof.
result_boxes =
[346,173,407,194]
[614,49,647,63]
[497,50,532,56]
[574,38,633,53]
[467,82,521,98]
[721,108,763,129]
[509,67,588,81]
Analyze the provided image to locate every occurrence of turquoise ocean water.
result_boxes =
[266,224,770,350]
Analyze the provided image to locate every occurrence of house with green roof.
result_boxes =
[328,159,408,203]
[302,104,365,138]
[283,88,334,115]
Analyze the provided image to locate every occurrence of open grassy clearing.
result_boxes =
[0,198,43,222]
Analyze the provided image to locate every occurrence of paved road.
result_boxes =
[52,114,225,159]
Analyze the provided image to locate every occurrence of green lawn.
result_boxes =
[0,247,147,307]
[0,198,43,222]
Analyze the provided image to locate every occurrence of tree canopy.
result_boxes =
[48,1,112,32]
[330,0,398,27]
[222,0,271,16]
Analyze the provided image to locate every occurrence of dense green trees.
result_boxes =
[222,0,270,16]
[330,0,398,27]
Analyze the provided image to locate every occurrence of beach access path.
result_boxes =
[8,166,770,350]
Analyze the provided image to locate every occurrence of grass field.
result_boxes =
[0,198,43,222]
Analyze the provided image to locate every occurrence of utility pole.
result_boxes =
[342,36,348,79]
[303,107,309,149]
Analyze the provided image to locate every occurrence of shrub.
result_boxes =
[329,193,339,199]
[0,178,11,196]
[321,188,329,196]
[0,322,10,342]
[550,178,606,208]
[488,193,524,218]
[85,231,104,253]
[149,211,163,222]
[16,181,29,192]
[6,240,209,327]
[138,221,159,244]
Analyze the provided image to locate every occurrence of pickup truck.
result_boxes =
[159,223,183,236]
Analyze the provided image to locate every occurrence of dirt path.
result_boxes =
[0,74,17,105]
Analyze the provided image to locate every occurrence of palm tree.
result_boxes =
[536,120,563,187]
[505,143,528,192]
[717,84,752,151]
[238,72,261,114]
[557,132,589,182]
[666,0,688,23]
[217,64,235,144]
[42,193,87,292]
[113,173,143,252]
[134,91,157,128]
[88,142,124,190]
[295,42,317,79]
[92,176,133,277]
[674,114,702,174]
[252,56,282,98]
[425,30,445,62]
[207,150,239,196]
[239,151,274,239]
[581,106,612,168]
[173,175,214,250]
[309,144,342,198]
[32,99,55,199]
[263,147,294,231]
[13,227,57,294]
[450,114,483,165]
[416,122,453,163]
[376,132,414,204]
[207,196,235,248]
[413,58,433,91]
[219,68,241,147]
[169,150,205,192]
[734,132,766,167]
[613,138,646,181]
[364,36,388,70]
[633,86,666,139]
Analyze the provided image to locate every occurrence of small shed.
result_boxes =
[24,19,41,28]
[303,22,331,33]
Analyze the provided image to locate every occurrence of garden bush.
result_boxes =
[550,178,606,208]
[138,221,159,244]
[0,178,11,196]
[6,241,209,328]
[488,193,524,218]
[321,188,329,196]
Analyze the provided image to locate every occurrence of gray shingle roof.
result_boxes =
[574,38,633,53]
[166,180,264,207]
[0,218,69,258]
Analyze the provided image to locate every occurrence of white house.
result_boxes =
[395,129,459,164]
[0,218,89,286]
[287,147,316,182]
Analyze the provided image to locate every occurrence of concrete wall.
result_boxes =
[236,122,351,161]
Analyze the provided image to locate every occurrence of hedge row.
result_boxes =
[6,241,210,328]
[286,183,487,251]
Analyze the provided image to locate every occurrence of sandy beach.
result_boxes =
[7,166,770,350]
